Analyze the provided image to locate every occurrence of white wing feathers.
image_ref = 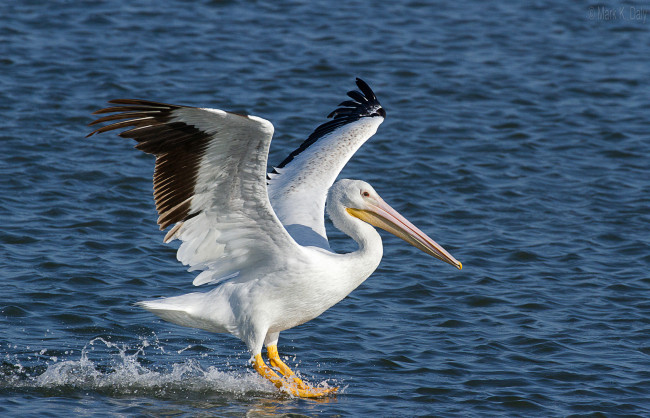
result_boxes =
[88,100,300,286]
[87,79,385,286]
[267,78,385,249]
[268,118,383,248]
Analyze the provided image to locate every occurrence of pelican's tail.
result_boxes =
[136,292,230,334]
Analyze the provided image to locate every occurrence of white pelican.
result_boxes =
[87,79,462,397]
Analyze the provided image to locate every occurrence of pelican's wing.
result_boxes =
[88,100,300,286]
[267,78,385,249]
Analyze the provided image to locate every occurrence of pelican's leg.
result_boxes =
[254,352,336,397]
[266,344,308,390]
[252,333,337,398]
[263,333,338,397]
[263,333,308,390]
[252,352,285,389]
[262,346,338,397]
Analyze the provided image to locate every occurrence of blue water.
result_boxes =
[2,0,649,416]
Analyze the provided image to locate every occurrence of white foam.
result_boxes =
[6,337,276,396]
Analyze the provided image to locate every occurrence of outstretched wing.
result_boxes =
[88,100,301,286]
[267,78,385,249]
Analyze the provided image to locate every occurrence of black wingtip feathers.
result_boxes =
[273,78,385,170]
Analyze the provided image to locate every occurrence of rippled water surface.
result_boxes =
[2,1,649,416]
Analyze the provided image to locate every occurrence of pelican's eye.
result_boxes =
[361,191,370,197]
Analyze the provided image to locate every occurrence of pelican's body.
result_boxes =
[88,79,461,397]
[143,180,386,344]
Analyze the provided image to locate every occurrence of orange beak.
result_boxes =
[347,197,462,270]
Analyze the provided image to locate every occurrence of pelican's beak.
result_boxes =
[347,197,462,270]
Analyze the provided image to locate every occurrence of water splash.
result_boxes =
[2,337,276,397]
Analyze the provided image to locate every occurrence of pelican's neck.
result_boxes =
[327,203,384,280]
[347,218,383,258]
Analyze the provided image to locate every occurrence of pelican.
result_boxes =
[87,79,462,397]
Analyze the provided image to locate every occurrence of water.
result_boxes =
[1,0,649,415]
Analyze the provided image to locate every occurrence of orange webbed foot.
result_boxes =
[252,347,338,398]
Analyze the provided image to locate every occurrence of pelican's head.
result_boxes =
[328,179,462,270]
